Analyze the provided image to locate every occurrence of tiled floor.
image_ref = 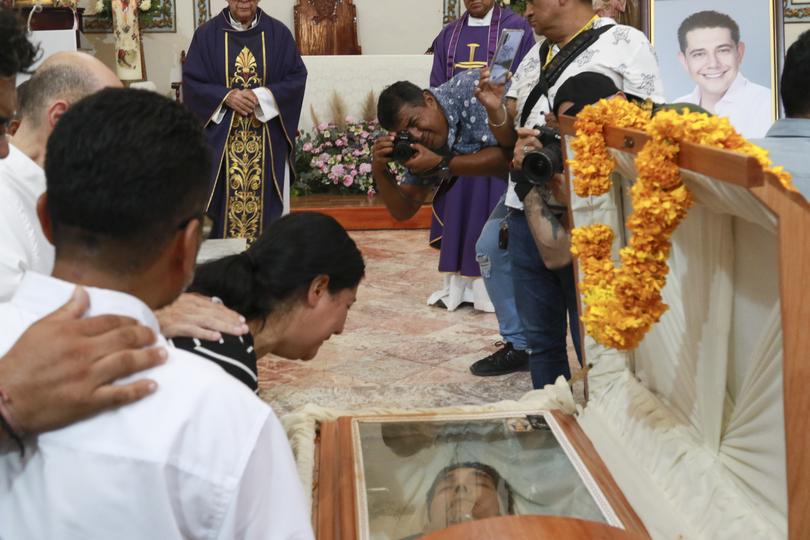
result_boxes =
[257,229,535,415]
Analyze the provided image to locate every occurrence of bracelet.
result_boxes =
[0,387,24,456]
[488,103,508,128]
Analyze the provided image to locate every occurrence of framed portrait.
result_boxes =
[193,0,211,29]
[784,0,810,23]
[649,0,784,138]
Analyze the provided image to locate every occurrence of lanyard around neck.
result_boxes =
[544,15,599,68]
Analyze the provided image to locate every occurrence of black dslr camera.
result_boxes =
[521,125,564,185]
[389,131,417,163]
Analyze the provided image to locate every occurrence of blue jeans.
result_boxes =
[475,195,527,351]
[507,211,582,389]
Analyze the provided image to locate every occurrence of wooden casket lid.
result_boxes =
[558,113,809,539]
[420,515,647,540]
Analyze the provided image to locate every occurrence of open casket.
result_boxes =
[299,115,808,539]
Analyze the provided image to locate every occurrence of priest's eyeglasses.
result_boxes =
[178,213,214,239]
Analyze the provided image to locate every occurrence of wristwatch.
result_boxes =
[419,155,453,182]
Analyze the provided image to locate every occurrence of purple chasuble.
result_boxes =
[183,8,307,243]
[428,7,534,276]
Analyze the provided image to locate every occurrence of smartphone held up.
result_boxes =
[488,28,525,84]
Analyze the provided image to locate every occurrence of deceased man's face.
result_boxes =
[426,466,505,531]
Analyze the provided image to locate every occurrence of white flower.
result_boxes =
[95,0,104,13]
[139,0,151,11]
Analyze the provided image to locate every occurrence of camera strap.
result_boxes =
[518,24,614,127]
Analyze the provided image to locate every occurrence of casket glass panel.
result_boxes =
[352,412,616,540]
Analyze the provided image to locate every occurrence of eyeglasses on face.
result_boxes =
[178,212,215,239]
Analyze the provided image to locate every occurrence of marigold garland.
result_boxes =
[569,100,796,350]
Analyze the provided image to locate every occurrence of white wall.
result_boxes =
[76,0,442,96]
[211,0,443,55]
[77,1,807,99]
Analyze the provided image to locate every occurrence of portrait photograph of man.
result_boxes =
[652,0,779,138]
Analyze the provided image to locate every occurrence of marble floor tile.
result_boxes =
[258,230,556,416]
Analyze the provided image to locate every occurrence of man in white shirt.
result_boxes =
[0,88,313,539]
[0,53,120,301]
[0,6,168,454]
[475,0,663,388]
[1,51,251,342]
[674,10,772,139]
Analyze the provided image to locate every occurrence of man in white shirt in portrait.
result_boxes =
[675,10,772,138]
[0,88,313,539]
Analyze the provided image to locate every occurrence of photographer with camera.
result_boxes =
[473,0,663,389]
[371,69,511,224]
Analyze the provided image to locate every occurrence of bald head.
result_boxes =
[20,51,121,127]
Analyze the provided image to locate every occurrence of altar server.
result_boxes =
[184,0,307,245]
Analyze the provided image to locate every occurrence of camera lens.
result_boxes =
[522,146,563,184]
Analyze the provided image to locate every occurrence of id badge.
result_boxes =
[498,221,509,250]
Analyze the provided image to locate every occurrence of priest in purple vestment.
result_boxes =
[427,0,534,310]
[183,0,307,245]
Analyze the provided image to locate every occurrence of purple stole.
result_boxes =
[444,6,503,81]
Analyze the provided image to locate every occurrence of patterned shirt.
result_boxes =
[402,69,503,186]
[505,17,664,208]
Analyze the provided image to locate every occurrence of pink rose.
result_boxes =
[342,175,354,187]
[359,163,372,174]
[318,123,329,131]
[302,142,313,152]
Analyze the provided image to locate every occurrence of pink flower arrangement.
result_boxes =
[294,119,403,196]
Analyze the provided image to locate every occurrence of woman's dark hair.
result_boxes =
[0,8,39,77]
[190,212,365,321]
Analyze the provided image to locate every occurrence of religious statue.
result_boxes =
[110,0,144,80]
[293,0,361,55]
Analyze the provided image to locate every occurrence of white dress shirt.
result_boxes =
[0,144,53,302]
[0,273,313,540]
[467,6,494,27]
[675,73,773,139]
[505,17,664,209]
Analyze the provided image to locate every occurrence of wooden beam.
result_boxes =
[550,411,649,538]
[317,421,340,540]
[419,515,648,540]
[559,115,764,188]
[750,175,810,540]
[291,195,431,230]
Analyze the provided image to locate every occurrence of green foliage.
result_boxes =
[497,0,527,15]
